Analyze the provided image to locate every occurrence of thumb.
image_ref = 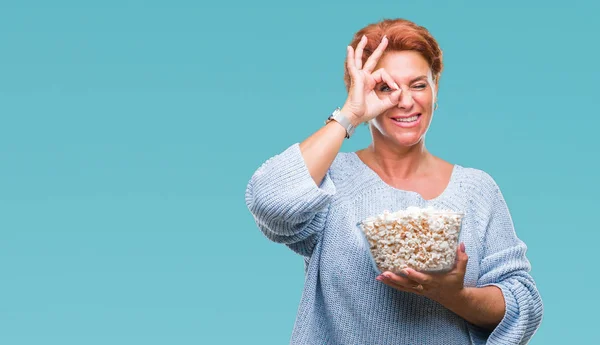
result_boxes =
[456,242,468,273]
[388,89,402,105]
[377,89,402,112]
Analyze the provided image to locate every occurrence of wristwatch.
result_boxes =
[325,107,356,139]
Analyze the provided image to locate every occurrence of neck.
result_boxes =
[366,139,433,180]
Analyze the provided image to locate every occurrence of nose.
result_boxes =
[396,87,415,109]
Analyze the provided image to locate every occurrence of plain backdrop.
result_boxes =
[1,0,598,344]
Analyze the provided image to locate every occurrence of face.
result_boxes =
[370,50,437,148]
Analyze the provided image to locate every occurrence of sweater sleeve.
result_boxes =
[245,143,336,257]
[468,174,544,345]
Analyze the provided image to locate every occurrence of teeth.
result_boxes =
[394,115,419,122]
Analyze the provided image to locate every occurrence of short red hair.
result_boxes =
[343,18,443,91]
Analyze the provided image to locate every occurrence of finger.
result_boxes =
[455,242,469,273]
[378,274,425,294]
[378,271,415,289]
[380,68,400,91]
[354,35,367,69]
[367,88,401,116]
[379,279,415,293]
[346,46,364,103]
[387,89,402,105]
[371,68,400,90]
[346,46,359,80]
[363,35,388,73]
[400,268,432,285]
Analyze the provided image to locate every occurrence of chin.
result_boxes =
[393,133,424,147]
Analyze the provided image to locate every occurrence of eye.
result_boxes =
[412,84,427,90]
[379,84,392,92]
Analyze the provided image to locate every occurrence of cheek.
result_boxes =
[414,92,433,106]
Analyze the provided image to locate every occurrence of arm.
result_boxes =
[244,121,348,257]
[300,114,353,186]
[246,35,400,257]
[440,285,505,331]
[378,173,543,343]
[468,174,544,344]
[383,244,506,330]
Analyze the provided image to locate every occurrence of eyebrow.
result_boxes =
[380,75,428,86]
[409,75,428,83]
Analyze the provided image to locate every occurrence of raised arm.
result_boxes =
[245,35,402,256]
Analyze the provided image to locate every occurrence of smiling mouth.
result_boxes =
[392,114,421,123]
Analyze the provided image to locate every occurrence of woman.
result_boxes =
[245,18,543,344]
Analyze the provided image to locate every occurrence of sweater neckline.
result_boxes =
[349,151,461,203]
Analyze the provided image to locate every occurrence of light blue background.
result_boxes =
[0,0,597,344]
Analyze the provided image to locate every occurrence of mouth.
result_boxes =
[390,113,422,127]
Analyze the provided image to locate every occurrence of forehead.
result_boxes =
[374,50,432,80]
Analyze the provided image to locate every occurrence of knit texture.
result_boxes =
[245,143,543,345]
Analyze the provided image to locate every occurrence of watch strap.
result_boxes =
[325,107,356,139]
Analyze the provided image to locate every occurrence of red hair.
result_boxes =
[343,18,443,91]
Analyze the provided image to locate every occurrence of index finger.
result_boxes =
[362,35,388,72]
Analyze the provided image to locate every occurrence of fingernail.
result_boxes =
[383,34,387,40]
[460,242,466,253]
[400,269,409,277]
[376,275,384,281]
[393,82,400,89]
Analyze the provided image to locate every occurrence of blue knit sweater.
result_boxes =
[245,143,543,345]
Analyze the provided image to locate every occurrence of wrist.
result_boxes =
[326,107,358,139]
[436,287,470,310]
[340,107,363,127]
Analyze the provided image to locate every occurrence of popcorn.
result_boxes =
[358,206,463,273]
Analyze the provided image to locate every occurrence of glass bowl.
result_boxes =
[357,209,464,275]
